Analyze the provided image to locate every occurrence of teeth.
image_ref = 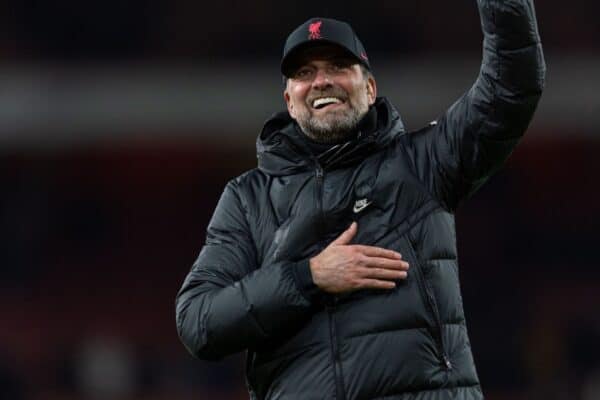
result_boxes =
[313,97,342,108]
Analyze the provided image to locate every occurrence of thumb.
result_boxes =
[331,222,357,246]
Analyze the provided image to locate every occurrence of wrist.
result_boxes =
[292,259,322,303]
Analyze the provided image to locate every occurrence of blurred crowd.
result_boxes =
[0,0,599,61]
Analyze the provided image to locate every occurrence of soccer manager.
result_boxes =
[176,0,545,398]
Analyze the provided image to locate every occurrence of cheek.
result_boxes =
[287,88,310,118]
[347,82,368,104]
[289,84,310,106]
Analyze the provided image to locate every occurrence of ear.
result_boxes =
[284,89,296,119]
[366,76,377,105]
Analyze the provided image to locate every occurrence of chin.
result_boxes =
[314,109,350,122]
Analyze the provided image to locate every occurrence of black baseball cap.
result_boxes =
[281,17,371,78]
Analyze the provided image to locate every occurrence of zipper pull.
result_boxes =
[315,167,323,180]
[442,354,452,370]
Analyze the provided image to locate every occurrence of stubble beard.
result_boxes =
[295,91,370,144]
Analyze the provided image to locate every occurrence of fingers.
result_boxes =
[354,266,409,290]
[330,226,403,264]
[351,245,403,260]
[331,221,358,246]
[360,267,408,281]
[356,279,396,290]
[361,256,410,271]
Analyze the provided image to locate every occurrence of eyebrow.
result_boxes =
[295,55,356,69]
[286,50,357,77]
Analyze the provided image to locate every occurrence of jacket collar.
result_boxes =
[257,97,405,176]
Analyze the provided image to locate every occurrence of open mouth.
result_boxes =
[311,97,345,110]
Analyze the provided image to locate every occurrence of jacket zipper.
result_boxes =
[407,239,452,370]
[327,301,346,400]
[315,165,347,400]
[315,166,325,232]
[245,350,258,400]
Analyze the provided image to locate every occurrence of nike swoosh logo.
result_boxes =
[353,199,372,213]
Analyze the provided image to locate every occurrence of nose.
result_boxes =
[311,68,333,90]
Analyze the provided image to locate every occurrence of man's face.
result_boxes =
[284,45,377,143]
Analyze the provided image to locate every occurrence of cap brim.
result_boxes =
[281,40,365,78]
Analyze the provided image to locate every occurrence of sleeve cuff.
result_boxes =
[291,259,323,303]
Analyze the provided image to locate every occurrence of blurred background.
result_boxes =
[1,0,599,399]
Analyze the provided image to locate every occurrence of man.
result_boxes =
[176,0,545,398]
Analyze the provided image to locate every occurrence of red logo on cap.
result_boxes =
[360,52,369,61]
[308,21,322,40]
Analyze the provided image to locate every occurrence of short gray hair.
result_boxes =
[360,64,373,80]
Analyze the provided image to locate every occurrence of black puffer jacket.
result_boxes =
[176,0,545,398]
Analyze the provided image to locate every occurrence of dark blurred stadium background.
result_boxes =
[1,1,599,399]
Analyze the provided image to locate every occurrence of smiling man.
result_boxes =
[176,2,545,399]
[283,44,376,143]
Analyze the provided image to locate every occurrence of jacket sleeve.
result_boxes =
[401,0,546,211]
[175,180,316,360]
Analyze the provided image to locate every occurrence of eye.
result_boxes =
[330,60,352,72]
[294,68,312,79]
